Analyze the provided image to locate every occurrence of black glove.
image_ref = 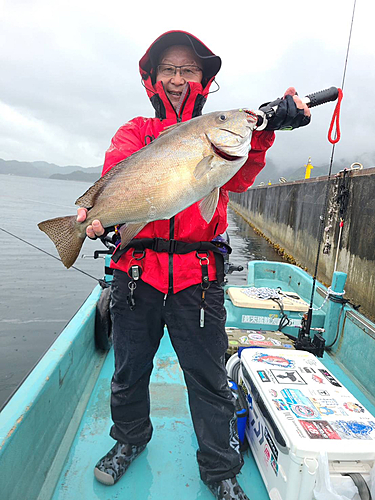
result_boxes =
[260,95,311,131]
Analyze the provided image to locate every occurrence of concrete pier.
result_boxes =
[230,167,375,320]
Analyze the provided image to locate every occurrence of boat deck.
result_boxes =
[51,333,375,500]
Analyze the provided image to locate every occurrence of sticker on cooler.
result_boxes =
[264,444,271,463]
[318,390,330,396]
[270,338,282,346]
[272,399,288,411]
[344,402,365,413]
[257,370,271,382]
[299,420,341,439]
[281,388,321,420]
[248,333,265,341]
[330,420,375,440]
[318,369,342,387]
[253,353,295,368]
[239,336,250,344]
[311,397,348,417]
[271,370,307,385]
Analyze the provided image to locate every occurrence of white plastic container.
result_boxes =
[239,348,375,500]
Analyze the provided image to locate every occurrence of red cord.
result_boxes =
[328,88,343,144]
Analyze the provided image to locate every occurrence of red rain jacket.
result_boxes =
[103,31,275,294]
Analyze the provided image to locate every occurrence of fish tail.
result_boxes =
[38,215,86,268]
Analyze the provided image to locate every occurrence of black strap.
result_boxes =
[212,251,225,285]
[342,473,372,500]
[112,237,231,262]
[111,237,230,285]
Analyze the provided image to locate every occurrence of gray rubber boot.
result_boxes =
[206,477,250,500]
[94,442,146,485]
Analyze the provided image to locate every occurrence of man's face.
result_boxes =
[156,45,203,109]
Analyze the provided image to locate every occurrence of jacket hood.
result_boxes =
[140,30,221,85]
[139,30,221,120]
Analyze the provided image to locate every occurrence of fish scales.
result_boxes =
[38,109,258,268]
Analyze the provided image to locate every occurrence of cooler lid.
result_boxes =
[241,348,375,459]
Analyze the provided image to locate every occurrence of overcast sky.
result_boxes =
[1,0,374,176]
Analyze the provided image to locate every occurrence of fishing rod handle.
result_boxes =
[262,86,339,112]
[256,86,339,129]
[303,87,339,108]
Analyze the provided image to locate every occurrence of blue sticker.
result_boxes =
[330,420,375,440]
[282,388,321,420]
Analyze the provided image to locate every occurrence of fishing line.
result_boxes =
[0,227,101,284]
[305,0,357,334]
[20,199,74,209]
[0,193,73,209]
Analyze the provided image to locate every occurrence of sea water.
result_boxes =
[0,174,284,408]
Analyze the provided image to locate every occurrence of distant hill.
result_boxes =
[0,158,102,182]
[2,153,374,186]
[50,170,100,182]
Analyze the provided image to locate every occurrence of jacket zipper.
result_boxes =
[161,82,191,123]
[161,82,191,292]
[161,82,180,122]
[178,86,191,121]
[168,216,175,293]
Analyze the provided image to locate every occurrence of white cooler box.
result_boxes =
[239,348,375,500]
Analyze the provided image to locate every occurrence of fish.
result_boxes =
[38,108,258,268]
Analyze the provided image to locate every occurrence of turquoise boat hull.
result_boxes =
[1,261,374,499]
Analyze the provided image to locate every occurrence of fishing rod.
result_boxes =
[0,227,103,285]
[289,0,357,353]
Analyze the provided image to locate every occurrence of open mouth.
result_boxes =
[168,91,182,99]
[211,143,243,162]
[243,109,258,122]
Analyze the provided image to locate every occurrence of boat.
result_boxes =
[1,254,375,500]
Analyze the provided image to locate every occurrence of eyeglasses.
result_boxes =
[156,64,203,78]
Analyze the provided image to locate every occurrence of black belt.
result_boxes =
[112,237,231,261]
[111,237,231,285]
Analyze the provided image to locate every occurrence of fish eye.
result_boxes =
[219,114,227,121]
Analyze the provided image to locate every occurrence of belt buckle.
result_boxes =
[168,239,177,253]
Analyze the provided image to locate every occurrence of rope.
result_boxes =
[328,88,343,144]
[240,287,300,331]
[312,287,346,312]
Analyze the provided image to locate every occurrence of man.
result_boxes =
[77,30,310,500]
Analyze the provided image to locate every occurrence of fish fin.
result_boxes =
[119,222,147,249]
[75,176,107,209]
[38,215,85,268]
[75,166,121,208]
[193,156,215,181]
[199,188,220,223]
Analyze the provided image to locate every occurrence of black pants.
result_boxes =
[109,269,243,483]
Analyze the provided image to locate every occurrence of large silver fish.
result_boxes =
[38,109,258,268]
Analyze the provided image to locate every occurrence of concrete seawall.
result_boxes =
[229,167,375,320]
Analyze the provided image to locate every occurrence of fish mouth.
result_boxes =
[219,128,245,139]
[211,142,244,161]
